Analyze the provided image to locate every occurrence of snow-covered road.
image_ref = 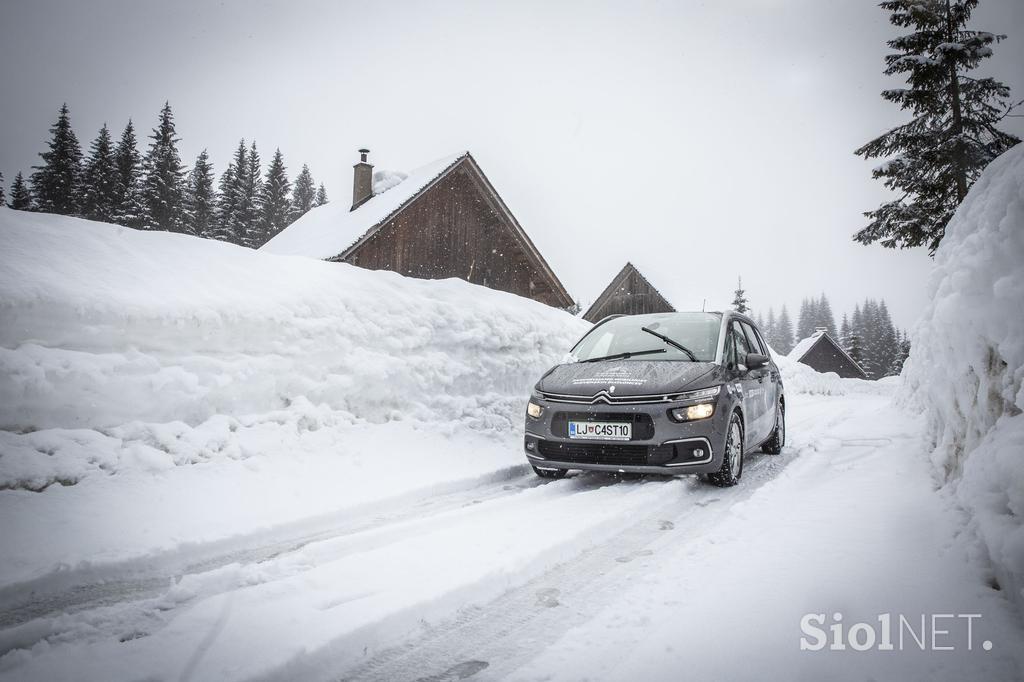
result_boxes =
[3,390,1021,682]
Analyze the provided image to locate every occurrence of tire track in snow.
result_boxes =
[0,466,548,631]
[334,450,798,682]
[331,395,877,682]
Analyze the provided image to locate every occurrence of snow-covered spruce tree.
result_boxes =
[314,182,328,207]
[256,148,292,246]
[839,313,851,350]
[80,124,120,223]
[235,142,263,247]
[214,140,246,243]
[877,300,900,375]
[112,120,144,229]
[0,172,4,206]
[766,308,778,344]
[731,277,749,313]
[816,294,838,337]
[855,0,1020,253]
[141,103,186,232]
[775,305,795,354]
[184,149,216,237]
[848,332,866,369]
[290,164,316,222]
[796,298,820,340]
[8,172,32,210]
[30,103,83,215]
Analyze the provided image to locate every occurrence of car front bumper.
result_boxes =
[523,395,730,476]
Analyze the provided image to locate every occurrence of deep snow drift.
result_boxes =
[901,144,1024,610]
[0,208,586,587]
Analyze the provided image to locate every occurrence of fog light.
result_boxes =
[693,448,705,458]
[670,402,715,422]
[526,441,536,451]
[527,401,544,419]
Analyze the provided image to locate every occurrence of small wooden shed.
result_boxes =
[788,330,868,379]
[582,262,676,323]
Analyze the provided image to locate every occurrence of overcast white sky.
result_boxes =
[2,0,1022,329]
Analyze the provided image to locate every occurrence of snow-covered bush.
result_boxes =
[0,209,587,490]
[901,144,1024,608]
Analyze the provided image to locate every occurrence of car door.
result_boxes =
[730,321,763,446]
[741,321,775,442]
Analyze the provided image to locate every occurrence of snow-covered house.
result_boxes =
[262,150,573,309]
[582,262,675,322]
[788,329,867,379]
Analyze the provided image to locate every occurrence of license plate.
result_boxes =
[568,421,632,441]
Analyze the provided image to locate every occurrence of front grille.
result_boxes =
[536,440,675,466]
[540,390,682,405]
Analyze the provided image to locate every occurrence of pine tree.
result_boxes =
[8,172,32,210]
[775,305,795,354]
[112,120,144,228]
[314,183,328,207]
[184,149,216,237]
[234,141,262,247]
[256,148,292,247]
[0,172,4,207]
[766,308,778,347]
[30,103,83,215]
[797,297,820,340]
[877,300,899,376]
[731,277,749,314]
[80,124,119,223]
[816,294,837,337]
[848,332,866,368]
[140,103,186,232]
[290,164,315,222]
[855,0,1020,253]
[839,313,851,350]
[214,140,247,243]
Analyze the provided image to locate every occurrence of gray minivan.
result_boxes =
[523,311,785,486]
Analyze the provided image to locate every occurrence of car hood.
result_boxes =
[536,360,720,397]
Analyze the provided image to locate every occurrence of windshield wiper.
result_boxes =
[641,327,699,362]
[580,348,666,363]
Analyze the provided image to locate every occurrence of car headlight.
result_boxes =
[527,400,544,419]
[677,385,721,401]
[670,402,715,421]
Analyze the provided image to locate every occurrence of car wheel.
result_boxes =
[532,465,567,479]
[708,413,743,487]
[761,399,785,455]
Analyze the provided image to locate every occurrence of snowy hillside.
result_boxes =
[901,144,1024,609]
[0,208,586,587]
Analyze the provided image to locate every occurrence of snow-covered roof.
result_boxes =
[788,331,825,361]
[261,152,468,260]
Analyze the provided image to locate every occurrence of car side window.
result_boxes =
[740,322,763,355]
[732,321,751,363]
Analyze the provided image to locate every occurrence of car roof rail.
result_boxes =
[593,314,625,326]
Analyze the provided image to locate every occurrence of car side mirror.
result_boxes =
[746,353,769,370]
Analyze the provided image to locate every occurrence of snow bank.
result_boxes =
[901,144,1024,608]
[771,347,890,397]
[0,208,587,492]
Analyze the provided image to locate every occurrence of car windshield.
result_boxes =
[571,313,721,363]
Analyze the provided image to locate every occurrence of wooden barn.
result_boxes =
[262,150,573,309]
[788,330,867,379]
[582,262,676,322]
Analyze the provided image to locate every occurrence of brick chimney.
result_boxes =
[351,148,373,211]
